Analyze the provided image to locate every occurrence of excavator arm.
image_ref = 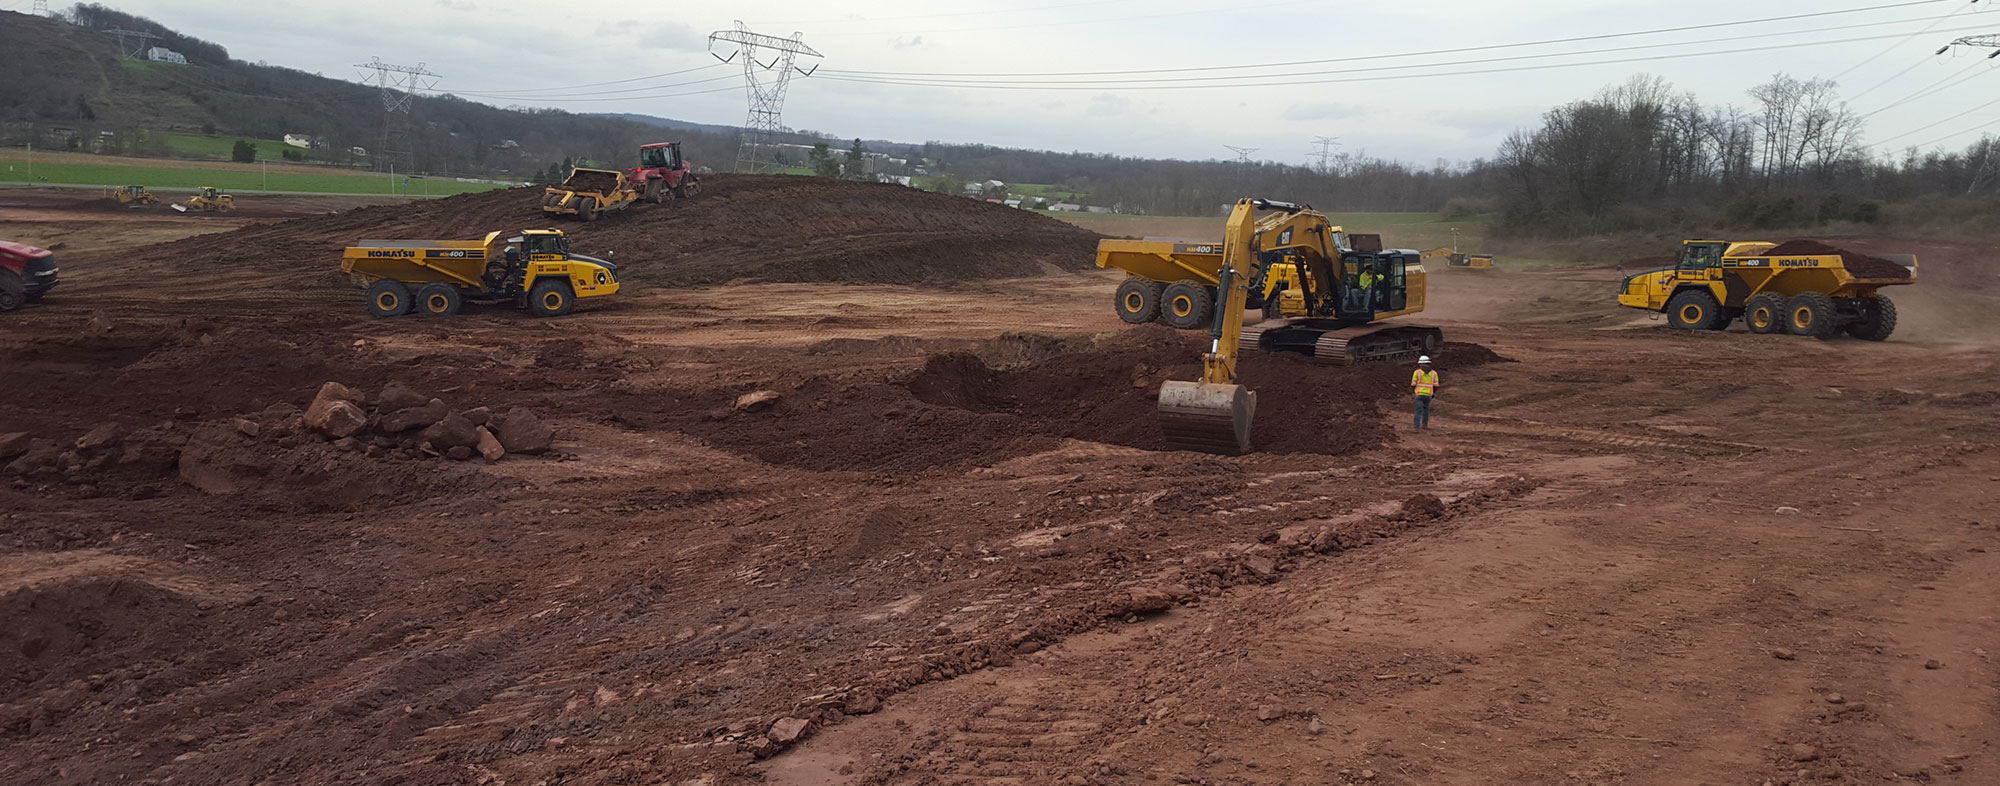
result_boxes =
[1156,198,1270,454]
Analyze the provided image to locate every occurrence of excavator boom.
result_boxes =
[1156,199,1263,454]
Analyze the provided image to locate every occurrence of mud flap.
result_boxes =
[1157,380,1256,455]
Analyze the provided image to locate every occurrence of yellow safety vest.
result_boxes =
[1359,271,1377,288]
[1412,369,1438,397]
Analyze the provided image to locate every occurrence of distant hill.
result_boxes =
[590,113,742,138]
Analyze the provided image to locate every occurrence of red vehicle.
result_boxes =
[630,141,701,203]
[0,240,58,312]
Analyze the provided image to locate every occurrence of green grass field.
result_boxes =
[0,152,507,196]
[159,133,308,161]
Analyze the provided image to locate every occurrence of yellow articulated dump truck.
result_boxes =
[341,228,619,318]
[1617,239,1915,340]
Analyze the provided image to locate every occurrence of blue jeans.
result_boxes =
[1414,395,1432,430]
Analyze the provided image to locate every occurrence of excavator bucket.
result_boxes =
[1157,380,1256,455]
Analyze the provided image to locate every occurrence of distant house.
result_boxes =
[349,146,368,157]
[1003,199,1022,209]
[985,179,1006,189]
[1049,203,1083,212]
[283,134,319,150]
[145,47,188,65]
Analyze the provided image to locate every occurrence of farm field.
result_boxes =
[0,149,511,196]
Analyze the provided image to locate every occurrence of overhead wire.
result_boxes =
[807,0,1322,39]
[817,23,2000,92]
[442,63,727,95]
[822,0,1952,77]
[814,13,1979,88]
[1829,0,1984,80]
[1858,58,1990,118]
[1871,93,2000,147]
[448,73,739,100]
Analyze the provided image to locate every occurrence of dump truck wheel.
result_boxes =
[1665,289,1721,331]
[1161,280,1213,330]
[416,283,463,318]
[1745,294,1785,334]
[1786,293,1838,338]
[1845,295,1898,341]
[527,279,575,318]
[0,269,24,312]
[366,280,413,318]
[1115,279,1163,324]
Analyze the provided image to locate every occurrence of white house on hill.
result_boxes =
[146,47,188,64]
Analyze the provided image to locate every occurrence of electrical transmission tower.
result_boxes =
[33,0,49,16]
[1310,136,1342,173]
[101,28,159,58]
[709,21,822,174]
[1224,145,1259,164]
[355,57,440,176]
[1937,34,2000,57]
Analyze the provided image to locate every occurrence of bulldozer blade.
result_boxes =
[1157,380,1256,455]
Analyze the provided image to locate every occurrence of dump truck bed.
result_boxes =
[341,233,499,287]
[1095,239,1227,285]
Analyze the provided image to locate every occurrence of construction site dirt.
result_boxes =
[2,180,1996,786]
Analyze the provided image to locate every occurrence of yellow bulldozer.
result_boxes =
[1097,198,1441,454]
[1617,239,1916,340]
[1421,247,1493,270]
[107,185,159,207]
[340,228,620,318]
[175,186,235,213]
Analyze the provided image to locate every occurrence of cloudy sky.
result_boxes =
[40,0,2000,165]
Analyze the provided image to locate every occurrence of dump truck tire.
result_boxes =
[1845,295,1898,341]
[1786,293,1838,338]
[1665,289,1721,331]
[416,283,464,318]
[527,279,575,318]
[1115,279,1163,324]
[1161,280,1213,330]
[366,279,412,318]
[0,269,24,312]
[1745,293,1786,334]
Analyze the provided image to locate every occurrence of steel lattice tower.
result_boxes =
[355,57,440,176]
[1224,145,1259,164]
[710,21,822,174]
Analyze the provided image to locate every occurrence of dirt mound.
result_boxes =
[1762,239,1911,279]
[0,567,206,696]
[682,327,1504,472]
[77,175,1105,295]
[554,169,620,195]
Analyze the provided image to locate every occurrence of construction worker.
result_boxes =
[1350,265,1377,312]
[1411,356,1439,430]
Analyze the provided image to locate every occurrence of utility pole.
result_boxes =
[355,57,439,178]
[710,21,823,174]
[1224,145,1259,164]
[1310,136,1342,174]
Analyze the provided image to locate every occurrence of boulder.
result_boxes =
[380,399,450,432]
[734,390,782,413]
[461,407,493,427]
[307,401,368,439]
[767,717,810,744]
[376,382,431,412]
[0,432,31,462]
[491,408,555,455]
[446,446,474,461]
[2,439,61,477]
[475,426,505,461]
[74,423,129,452]
[421,413,482,451]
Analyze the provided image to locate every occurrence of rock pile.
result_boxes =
[300,381,555,461]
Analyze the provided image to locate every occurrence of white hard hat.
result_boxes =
[1418,356,1432,364]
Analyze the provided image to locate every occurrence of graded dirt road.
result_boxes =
[1,185,1995,786]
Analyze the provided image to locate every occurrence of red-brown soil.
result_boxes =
[1,190,1995,786]
[1761,239,1912,279]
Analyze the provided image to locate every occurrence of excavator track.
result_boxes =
[1239,319,1442,365]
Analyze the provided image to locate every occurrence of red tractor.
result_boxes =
[0,240,59,312]
[631,141,701,203]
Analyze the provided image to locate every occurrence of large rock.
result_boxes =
[74,423,128,452]
[734,390,782,413]
[380,399,450,432]
[0,432,32,462]
[2,439,61,477]
[307,401,368,439]
[377,382,431,412]
[491,408,555,455]
[475,426,505,461]
[421,413,482,451]
[767,717,810,744]
[304,382,369,438]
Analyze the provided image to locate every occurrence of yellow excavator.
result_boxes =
[1102,198,1440,454]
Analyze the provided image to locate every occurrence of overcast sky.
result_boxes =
[36,0,2000,165]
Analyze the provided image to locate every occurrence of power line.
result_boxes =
[449,73,739,100]
[808,0,1322,39]
[1830,0,1985,80]
[452,83,745,104]
[762,0,1145,26]
[818,23,2000,92]
[821,13,1980,89]
[823,0,1951,77]
[1873,93,2000,147]
[1859,58,1989,118]
[441,63,727,96]
[1224,145,1258,164]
